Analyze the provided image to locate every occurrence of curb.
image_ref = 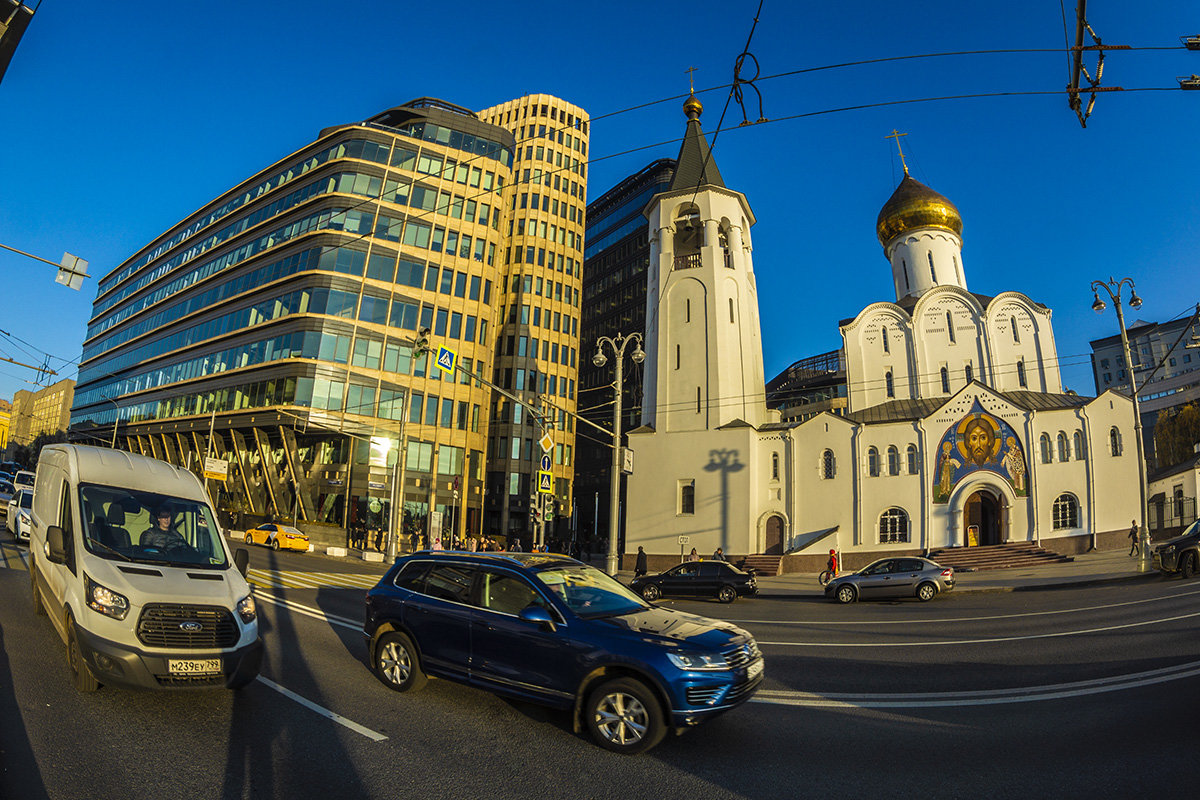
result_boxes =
[750,570,1162,599]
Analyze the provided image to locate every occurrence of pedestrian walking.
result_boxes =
[827,548,839,577]
[687,547,699,562]
[635,546,648,577]
[1128,520,1140,556]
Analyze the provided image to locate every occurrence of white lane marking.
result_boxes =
[247,569,378,591]
[751,659,1200,708]
[253,591,361,631]
[256,677,387,741]
[757,610,1200,647]
[728,585,1200,626]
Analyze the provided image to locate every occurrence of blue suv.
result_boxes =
[364,551,763,754]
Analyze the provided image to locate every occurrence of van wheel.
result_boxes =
[585,677,666,755]
[31,570,46,616]
[67,615,101,693]
[717,585,737,604]
[374,632,427,692]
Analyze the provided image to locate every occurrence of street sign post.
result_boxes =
[202,457,228,482]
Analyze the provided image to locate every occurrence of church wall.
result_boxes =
[984,296,1062,394]
[912,291,987,399]
[855,420,927,550]
[843,306,916,410]
[886,231,966,298]
[791,414,858,553]
[1079,394,1141,542]
[662,276,709,433]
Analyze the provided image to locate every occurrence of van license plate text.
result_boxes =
[747,659,764,680]
[169,659,221,675]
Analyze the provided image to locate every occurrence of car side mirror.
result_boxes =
[518,605,556,632]
[47,525,68,565]
[233,548,249,577]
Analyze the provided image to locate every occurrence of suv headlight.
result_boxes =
[237,594,257,624]
[85,574,130,620]
[1161,545,1175,555]
[667,652,728,671]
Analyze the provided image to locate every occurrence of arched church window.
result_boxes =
[953,254,962,283]
[902,260,910,294]
[906,444,919,474]
[729,297,735,323]
[1052,494,1080,530]
[685,298,691,322]
[675,344,680,370]
[882,326,889,353]
[718,222,732,269]
[885,370,895,398]
[965,363,974,384]
[821,449,836,479]
[771,452,780,481]
[1057,432,1070,462]
[879,507,910,543]
[928,252,937,282]
[1074,431,1087,460]
[1040,434,1052,464]
[867,447,880,477]
[1011,316,1020,343]
[1110,426,1123,456]
[1017,360,1027,388]
[887,445,900,476]
[946,311,956,343]
[941,367,951,394]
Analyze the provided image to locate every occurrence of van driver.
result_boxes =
[141,506,186,550]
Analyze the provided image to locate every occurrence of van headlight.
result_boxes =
[85,574,130,620]
[667,652,728,671]
[237,594,257,624]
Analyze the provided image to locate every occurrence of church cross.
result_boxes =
[686,66,698,94]
[885,129,909,175]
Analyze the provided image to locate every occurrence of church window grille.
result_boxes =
[1074,431,1087,460]
[946,311,956,343]
[1040,434,1052,464]
[887,446,900,476]
[885,370,894,398]
[906,444,919,474]
[879,507,910,543]
[1052,494,1080,530]
[1110,426,1123,456]
[867,447,880,477]
[771,452,780,481]
[1017,360,1027,388]
[965,363,974,383]
[940,367,950,394]
[1011,316,1020,343]
[821,449,836,479]
[928,252,937,282]
[882,326,889,353]
[679,480,695,515]
[1057,432,1070,462]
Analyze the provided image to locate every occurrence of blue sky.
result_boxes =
[0,1,1196,407]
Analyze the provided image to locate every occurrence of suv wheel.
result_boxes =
[640,584,660,602]
[717,585,737,604]
[836,584,857,604]
[917,582,937,602]
[585,677,666,755]
[1182,552,1197,580]
[373,631,427,692]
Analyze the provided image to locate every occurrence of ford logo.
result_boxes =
[179,621,203,632]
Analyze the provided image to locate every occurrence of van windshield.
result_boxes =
[78,483,228,569]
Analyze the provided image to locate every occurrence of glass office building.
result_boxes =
[72,98,515,544]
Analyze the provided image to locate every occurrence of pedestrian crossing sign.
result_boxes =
[436,346,457,374]
[537,470,553,493]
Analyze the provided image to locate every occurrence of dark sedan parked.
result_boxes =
[630,561,758,603]
[824,557,955,603]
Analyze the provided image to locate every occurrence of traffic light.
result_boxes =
[413,327,431,356]
[545,497,556,521]
[531,504,542,523]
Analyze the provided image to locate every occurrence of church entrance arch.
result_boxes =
[964,488,1004,546]
[764,515,785,555]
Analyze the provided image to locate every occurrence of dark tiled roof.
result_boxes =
[847,390,1092,424]
[668,119,724,192]
[1000,390,1091,411]
[1149,452,1200,484]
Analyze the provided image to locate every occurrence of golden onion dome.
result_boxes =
[683,93,703,120]
[876,174,963,247]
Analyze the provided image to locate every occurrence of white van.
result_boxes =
[29,444,262,692]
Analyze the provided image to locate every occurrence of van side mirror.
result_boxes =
[47,525,68,565]
[518,605,556,632]
[233,548,249,577]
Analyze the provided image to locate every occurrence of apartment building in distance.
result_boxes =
[11,377,74,446]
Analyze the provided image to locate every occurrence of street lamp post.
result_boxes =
[1091,277,1149,566]
[593,332,645,576]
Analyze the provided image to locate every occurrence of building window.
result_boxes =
[679,480,695,515]
[946,311,955,343]
[1073,431,1087,461]
[821,449,836,479]
[1110,426,1123,456]
[882,325,890,353]
[1057,432,1070,462]
[885,370,895,398]
[941,367,951,394]
[1040,433,1052,464]
[771,452,780,481]
[729,297,735,323]
[928,252,937,282]
[1017,360,1027,388]
[887,445,900,476]
[965,363,974,384]
[1011,315,1020,343]
[867,447,880,477]
[879,507,910,543]
[906,444,919,474]
[1052,494,1080,530]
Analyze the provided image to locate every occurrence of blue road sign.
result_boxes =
[537,470,553,493]
[436,345,457,374]
[540,454,552,471]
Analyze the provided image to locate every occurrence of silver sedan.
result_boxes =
[824,557,955,603]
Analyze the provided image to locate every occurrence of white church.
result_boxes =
[624,95,1141,571]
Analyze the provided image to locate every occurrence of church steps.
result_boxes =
[926,542,1073,571]
[738,554,783,577]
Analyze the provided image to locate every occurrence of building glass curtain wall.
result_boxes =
[71,98,513,546]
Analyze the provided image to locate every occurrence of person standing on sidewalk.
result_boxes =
[1128,520,1140,556]
[635,546,648,577]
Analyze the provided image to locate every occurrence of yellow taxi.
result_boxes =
[243,523,310,552]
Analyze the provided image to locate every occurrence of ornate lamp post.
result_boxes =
[592,332,645,576]
[1091,277,1148,563]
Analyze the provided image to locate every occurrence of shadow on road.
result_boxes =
[0,618,51,800]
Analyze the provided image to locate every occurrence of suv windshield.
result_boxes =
[535,564,648,619]
[78,483,227,569]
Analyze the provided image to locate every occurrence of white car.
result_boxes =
[0,480,14,512]
[7,488,32,541]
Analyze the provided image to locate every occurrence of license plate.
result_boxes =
[747,658,764,680]
[168,658,221,675]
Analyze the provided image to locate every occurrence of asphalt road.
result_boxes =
[2,535,1198,799]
